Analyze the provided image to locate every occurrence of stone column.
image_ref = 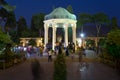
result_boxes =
[72,24,76,46]
[64,24,68,47]
[52,24,56,50]
[44,23,48,46]
[22,39,26,46]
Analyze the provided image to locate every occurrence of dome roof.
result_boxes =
[45,7,76,20]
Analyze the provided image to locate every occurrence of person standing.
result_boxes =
[48,50,52,62]
[71,51,74,61]
[78,49,82,62]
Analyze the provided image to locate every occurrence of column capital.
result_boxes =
[44,23,47,28]
[73,23,76,28]
[64,24,68,29]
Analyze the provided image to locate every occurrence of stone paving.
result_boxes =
[0,51,120,80]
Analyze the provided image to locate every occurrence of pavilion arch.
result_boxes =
[44,7,77,50]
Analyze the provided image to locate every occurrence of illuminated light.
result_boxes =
[23,47,27,51]
[55,25,57,27]
[63,25,65,28]
[80,33,84,38]
[39,40,41,43]
[26,41,28,43]
[71,23,73,26]
[47,24,50,26]
[77,38,82,47]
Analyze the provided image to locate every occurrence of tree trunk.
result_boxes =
[96,24,101,54]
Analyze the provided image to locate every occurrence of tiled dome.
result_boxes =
[45,7,76,20]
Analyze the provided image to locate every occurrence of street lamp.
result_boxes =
[80,33,84,47]
[80,33,84,38]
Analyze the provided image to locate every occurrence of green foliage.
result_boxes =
[28,39,36,46]
[9,30,18,43]
[0,28,12,50]
[21,29,33,37]
[0,0,16,12]
[31,13,45,30]
[99,52,114,60]
[17,16,28,37]
[31,13,45,37]
[77,13,91,28]
[99,52,115,67]
[92,13,110,25]
[13,53,23,59]
[0,8,8,18]
[2,44,14,62]
[0,41,5,50]
[0,44,24,69]
[0,2,16,40]
[107,44,120,58]
[91,13,110,47]
[4,12,16,32]
[107,30,120,46]
[86,39,95,47]
[111,17,119,30]
[54,54,67,80]
[66,5,73,13]
[107,30,120,58]
[98,38,107,48]
[78,13,91,24]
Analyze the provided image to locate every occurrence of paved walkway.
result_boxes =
[84,49,97,58]
[0,50,120,80]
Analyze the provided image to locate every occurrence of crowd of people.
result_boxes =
[11,42,86,62]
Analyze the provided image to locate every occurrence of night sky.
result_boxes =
[7,0,120,27]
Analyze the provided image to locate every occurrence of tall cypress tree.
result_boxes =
[111,17,119,30]
[17,16,28,37]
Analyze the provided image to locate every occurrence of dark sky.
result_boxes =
[7,0,120,27]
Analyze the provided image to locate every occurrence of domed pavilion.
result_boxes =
[44,7,77,50]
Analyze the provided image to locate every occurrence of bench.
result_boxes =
[0,60,5,70]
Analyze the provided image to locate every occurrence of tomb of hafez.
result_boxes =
[20,7,102,50]
[44,7,77,50]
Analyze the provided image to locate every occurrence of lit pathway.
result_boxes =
[84,49,97,58]
[0,60,33,80]
[0,56,120,80]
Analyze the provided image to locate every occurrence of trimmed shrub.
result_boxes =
[54,54,67,80]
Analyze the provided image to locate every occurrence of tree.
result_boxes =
[28,39,36,46]
[0,8,8,30]
[91,13,110,47]
[17,16,28,37]
[0,26,12,50]
[98,38,106,48]
[77,13,91,28]
[66,5,73,13]
[107,30,120,46]
[107,30,120,69]
[21,29,33,37]
[0,7,8,20]
[66,5,74,42]
[111,17,119,30]
[31,13,45,37]
[4,12,16,33]
[86,39,95,48]
[0,0,16,36]
[0,0,16,12]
